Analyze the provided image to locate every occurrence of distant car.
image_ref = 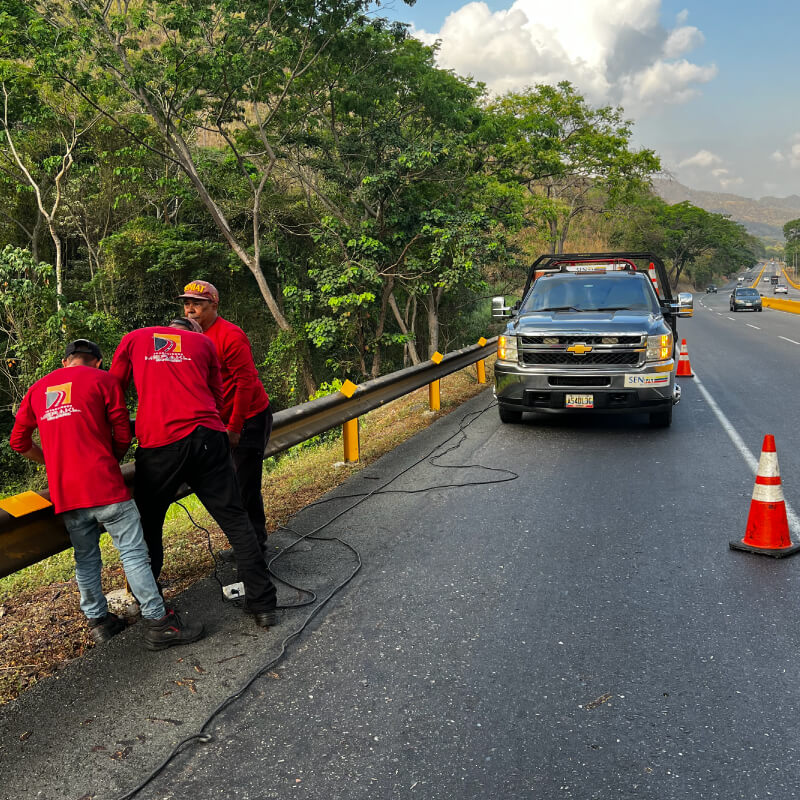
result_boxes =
[706,285,717,293]
[730,287,762,311]
[775,284,788,294]
[763,276,770,282]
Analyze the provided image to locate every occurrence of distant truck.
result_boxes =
[491,252,693,428]
[771,274,779,286]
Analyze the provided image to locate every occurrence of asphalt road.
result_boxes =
[5,299,800,799]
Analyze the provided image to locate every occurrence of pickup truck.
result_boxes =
[491,252,693,428]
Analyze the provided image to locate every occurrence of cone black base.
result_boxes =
[729,540,800,558]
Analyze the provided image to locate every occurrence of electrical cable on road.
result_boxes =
[115,398,518,800]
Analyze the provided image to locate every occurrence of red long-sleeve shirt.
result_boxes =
[9,366,131,513]
[109,326,226,448]
[203,316,269,433]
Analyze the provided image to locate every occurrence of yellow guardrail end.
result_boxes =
[340,379,359,398]
[0,491,53,518]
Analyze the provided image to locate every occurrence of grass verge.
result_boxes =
[0,359,495,705]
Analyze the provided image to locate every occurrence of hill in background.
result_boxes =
[653,178,800,243]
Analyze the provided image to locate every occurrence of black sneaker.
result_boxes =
[142,609,205,651]
[88,612,126,644]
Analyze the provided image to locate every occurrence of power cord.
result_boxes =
[114,398,517,800]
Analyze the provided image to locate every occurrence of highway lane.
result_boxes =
[129,310,800,799]
[6,303,800,799]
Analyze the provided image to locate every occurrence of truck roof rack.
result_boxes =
[523,252,674,303]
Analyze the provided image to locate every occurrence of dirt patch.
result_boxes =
[0,361,494,705]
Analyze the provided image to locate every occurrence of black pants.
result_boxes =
[134,426,276,612]
[232,405,272,550]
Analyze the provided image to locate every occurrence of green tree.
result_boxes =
[282,24,497,371]
[611,195,758,288]
[486,82,660,254]
[0,0,418,394]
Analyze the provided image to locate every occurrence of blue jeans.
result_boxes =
[62,500,166,621]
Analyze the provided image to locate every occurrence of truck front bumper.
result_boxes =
[494,362,676,414]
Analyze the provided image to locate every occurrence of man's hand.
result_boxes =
[20,445,45,465]
[227,429,241,449]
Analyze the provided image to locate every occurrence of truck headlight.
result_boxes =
[646,333,672,362]
[498,334,518,362]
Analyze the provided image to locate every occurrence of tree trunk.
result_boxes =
[388,290,421,365]
[426,286,444,357]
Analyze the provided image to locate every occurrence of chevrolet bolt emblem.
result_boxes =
[567,343,593,355]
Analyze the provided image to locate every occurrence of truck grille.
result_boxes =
[521,352,640,366]
[519,335,643,346]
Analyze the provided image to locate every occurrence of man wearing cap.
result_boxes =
[179,280,272,556]
[110,319,278,627]
[9,339,205,650]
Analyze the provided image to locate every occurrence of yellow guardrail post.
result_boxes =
[476,337,487,383]
[429,352,443,410]
[339,379,360,463]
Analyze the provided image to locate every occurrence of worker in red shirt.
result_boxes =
[179,280,272,556]
[9,339,204,650]
[110,319,278,627]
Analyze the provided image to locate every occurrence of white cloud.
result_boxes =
[770,135,800,168]
[719,176,744,189]
[663,26,704,58]
[412,0,716,111]
[711,168,729,177]
[679,149,723,168]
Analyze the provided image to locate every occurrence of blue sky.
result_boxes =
[374,0,800,199]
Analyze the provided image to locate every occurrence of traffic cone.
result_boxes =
[675,339,694,377]
[730,435,800,558]
[647,262,660,298]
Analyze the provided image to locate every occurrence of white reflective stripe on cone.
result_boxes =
[752,484,786,503]
[756,451,780,478]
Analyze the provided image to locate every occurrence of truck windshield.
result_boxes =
[521,274,659,314]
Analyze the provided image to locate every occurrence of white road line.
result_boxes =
[746,324,760,330]
[726,316,735,321]
[779,336,800,345]
[693,369,800,535]
[717,312,723,316]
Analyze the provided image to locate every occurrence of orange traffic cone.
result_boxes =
[675,339,694,377]
[730,435,800,557]
[647,262,660,297]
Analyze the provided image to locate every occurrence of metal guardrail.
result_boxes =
[0,337,497,579]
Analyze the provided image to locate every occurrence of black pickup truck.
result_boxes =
[491,252,693,428]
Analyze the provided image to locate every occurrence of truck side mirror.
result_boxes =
[492,296,512,319]
[674,292,693,317]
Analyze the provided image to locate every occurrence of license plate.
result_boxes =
[566,393,593,408]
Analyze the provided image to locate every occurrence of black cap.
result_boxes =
[169,317,203,333]
[64,339,102,360]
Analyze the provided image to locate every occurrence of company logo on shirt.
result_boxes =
[154,333,182,354]
[146,332,192,363]
[45,382,72,409]
[41,382,81,422]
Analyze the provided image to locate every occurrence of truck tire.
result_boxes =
[498,406,523,424]
[649,406,673,428]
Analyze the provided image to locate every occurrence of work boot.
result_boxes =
[245,606,278,628]
[142,609,205,651]
[88,612,126,644]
